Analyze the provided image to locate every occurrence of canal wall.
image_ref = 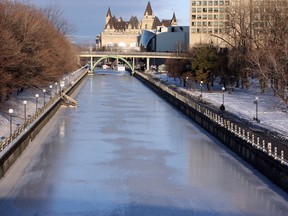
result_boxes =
[135,71,288,193]
[0,69,88,178]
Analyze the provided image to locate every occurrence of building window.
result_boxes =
[203,21,207,26]
[225,1,229,6]
[203,1,207,6]
[208,21,212,26]
[197,21,202,26]
[208,28,213,33]
[197,28,201,33]
[219,7,224,13]
[197,15,202,19]
[203,8,207,12]
[202,28,207,33]
[191,28,197,33]
[203,14,207,19]
[192,1,196,6]
[214,21,218,26]
[208,1,213,6]
[214,14,218,19]
[197,1,202,6]
[192,8,196,13]
[192,22,196,26]
[197,8,202,12]
[214,8,218,13]
[208,8,213,13]
[192,15,196,19]
[208,14,213,19]
[214,1,218,6]
[219,14,224,19]
[214,29,218,33]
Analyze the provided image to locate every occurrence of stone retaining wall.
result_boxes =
[135,71,288,193]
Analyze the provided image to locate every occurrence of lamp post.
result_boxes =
[43,89,46,106]
[222,87,225,105]
[49,85,53,99]
[55,82,58,93]
[8,109,13,139]
[35,94,39,112]
[220,87,225,111]
[200,81,203,98]
[60,81,65,93]
[23,100,27,122]
[254,96,259,122]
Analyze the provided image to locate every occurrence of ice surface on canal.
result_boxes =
[0,72,288,216]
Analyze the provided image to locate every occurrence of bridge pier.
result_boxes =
[90,56,93,70]
[132,57,135,73]
[146,57,150,71]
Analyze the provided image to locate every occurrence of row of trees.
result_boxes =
[0,1,78,104]
[166,1,288,103]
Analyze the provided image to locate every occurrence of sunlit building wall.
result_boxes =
[189,0,231,47]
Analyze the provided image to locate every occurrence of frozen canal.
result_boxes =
[0,70,288,216]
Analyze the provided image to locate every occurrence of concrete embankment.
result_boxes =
[135,71,288,193]
[0,69,88,178]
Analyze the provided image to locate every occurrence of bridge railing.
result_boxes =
[79,51,187,57]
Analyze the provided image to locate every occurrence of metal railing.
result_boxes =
[0,68,87,154]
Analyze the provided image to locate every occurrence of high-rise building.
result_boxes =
[189,0,231,47]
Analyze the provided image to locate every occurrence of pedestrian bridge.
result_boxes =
[78,51,186,75]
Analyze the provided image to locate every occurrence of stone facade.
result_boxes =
[100,1,177,49]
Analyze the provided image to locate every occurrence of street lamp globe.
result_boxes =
[9,109,13,114]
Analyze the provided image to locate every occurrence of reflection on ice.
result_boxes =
[94,68,131,76]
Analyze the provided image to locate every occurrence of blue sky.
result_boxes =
[32,0,189,43]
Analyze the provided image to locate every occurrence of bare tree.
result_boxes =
[41,4,75,36]
[214,1,288,102]
[0,0,78,106]
[249,1,288,101]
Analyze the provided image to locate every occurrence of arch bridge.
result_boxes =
[79,51,187,75]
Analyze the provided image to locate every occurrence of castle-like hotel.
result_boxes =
[100,2,185,51]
